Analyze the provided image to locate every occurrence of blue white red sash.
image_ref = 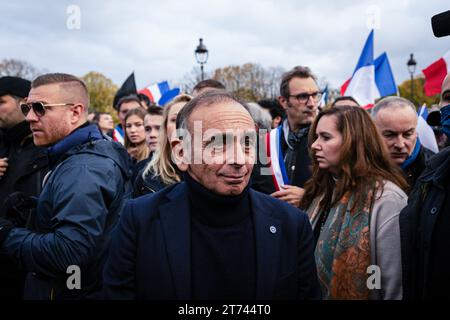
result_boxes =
[112,125,124,145]
[265,125,290,191]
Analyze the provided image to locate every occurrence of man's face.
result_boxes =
[144,114,163,152]
[0,94,25,129]
[279,77,319,128]
[26,84,73,147]
[118,101,142,126]
[374,106,418,165]
[179,101,256,196]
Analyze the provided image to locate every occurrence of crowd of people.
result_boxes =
[0,65,449,300]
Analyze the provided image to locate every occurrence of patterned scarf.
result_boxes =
[309,186,375,299]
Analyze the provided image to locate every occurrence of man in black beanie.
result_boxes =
[0,76,49,299]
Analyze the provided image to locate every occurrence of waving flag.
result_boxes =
[417,105,439,153]
[139,81,180,106]
[374,52,398,96]
[340,30,378,109]
[422,51,450,96]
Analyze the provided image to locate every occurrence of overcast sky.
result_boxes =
[1,0,448,90]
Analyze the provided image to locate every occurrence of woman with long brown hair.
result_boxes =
[124,108,149,162]
[133,94,192,197]
[300,106,408,300]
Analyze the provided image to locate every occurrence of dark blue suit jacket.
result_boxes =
[102,182,321,300]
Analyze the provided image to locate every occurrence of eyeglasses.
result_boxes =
[288,92,322,104]
[20,102,75,117]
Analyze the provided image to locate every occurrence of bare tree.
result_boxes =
[180,67,212,94]
[0,58,43,80]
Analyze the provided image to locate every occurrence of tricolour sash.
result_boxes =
[266,125,290,191]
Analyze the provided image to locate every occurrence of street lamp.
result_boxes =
[407,53,417,104]
[195,38,209,81]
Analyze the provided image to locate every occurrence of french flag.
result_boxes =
[340,30,378,109]
[374,52,398,97]
[139,81,180,106]
[422,51,450,96]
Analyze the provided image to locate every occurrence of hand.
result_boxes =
[271,185,305,208]
[0,158,8,177]
[4,192,38,227]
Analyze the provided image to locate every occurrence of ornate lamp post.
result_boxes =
[407,53,417,103]
[195,38,209,81]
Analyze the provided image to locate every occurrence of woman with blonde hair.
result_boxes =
[124,107,149,163]
[133,94,192,197]
[300,106,408,300]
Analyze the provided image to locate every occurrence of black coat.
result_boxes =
[400,146,450,299]
[0,121,48,213]
[102,183,321,300]
[403,146,435,191]
[0,121,48,299]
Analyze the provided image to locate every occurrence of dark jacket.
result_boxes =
[0,121,48,299]
[400,146,450,299]
[0,121,48,213]
[133,169,168,198]
[403,146,435,190]
[102,182,321,300]
[1,124,132,300]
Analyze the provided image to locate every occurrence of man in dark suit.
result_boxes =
[102,90,321,300]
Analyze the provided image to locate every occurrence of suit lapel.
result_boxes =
[159,183,191,299]
[251,190,282,299]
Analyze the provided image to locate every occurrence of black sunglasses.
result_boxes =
[20,102,74,117]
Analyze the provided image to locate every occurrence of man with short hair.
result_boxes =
[372,96,435,188]
[259,66,320,207]
[0,73,132,299]
[102,90,321,300]
[331,95,360,107]
[191,79,225,97]
[0,76,49,299]
[144,106,163,153]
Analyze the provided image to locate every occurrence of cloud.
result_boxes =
[0,0,448,91]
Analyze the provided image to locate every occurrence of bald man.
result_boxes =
[0,73,132,299]
[102,90,321,300]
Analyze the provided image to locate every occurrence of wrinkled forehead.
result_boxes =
[376,107,418,131]
[189,102,256,133]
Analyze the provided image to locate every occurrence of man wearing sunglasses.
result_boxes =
[261,66,320,208]
[0,73,132,299]
[0,76,49,299]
